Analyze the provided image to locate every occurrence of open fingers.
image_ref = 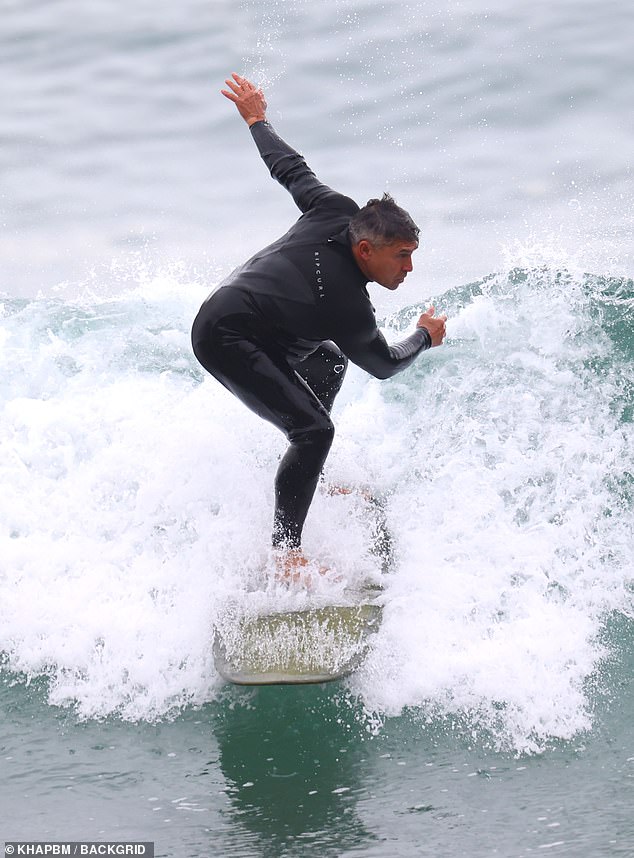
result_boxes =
[221,73,267,125]
[221,76,241,99]
[225,73,255,92]
[221,73,257,102]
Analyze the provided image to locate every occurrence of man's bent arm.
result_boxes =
[222,73,341,213]
[250,120,355,215]
[340,326,432,380]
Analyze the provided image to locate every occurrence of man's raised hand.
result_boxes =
[221,73,267,126]
[417,305,447,347]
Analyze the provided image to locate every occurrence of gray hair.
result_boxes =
[349,193,419,246]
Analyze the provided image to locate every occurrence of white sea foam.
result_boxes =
[1,264,632,751]
[350,262,633,752]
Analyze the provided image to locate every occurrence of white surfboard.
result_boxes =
[214,486,389,685]
[213,598,382,685]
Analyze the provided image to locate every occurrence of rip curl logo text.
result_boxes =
[314,250,325,299]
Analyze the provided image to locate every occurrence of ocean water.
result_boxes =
[1,0,633,855]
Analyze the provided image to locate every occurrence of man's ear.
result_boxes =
[357,240,373,260]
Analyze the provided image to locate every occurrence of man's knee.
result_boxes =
[321,341,348,380]
[294,343,348,414]
[289,415,335,452]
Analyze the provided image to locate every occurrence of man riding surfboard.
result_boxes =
[191,74,447,580]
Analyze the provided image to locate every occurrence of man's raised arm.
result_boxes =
[221,73,355,215]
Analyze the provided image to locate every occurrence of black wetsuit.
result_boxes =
[191,120,431,548]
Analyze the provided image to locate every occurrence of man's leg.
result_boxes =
[292,342,348,415]
[193,336,336,549]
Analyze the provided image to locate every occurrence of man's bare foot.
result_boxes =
[274,548,311,585]
[325,484,375,503]
[273,549,335,586]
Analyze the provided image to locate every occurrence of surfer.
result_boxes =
[191,73,447,580]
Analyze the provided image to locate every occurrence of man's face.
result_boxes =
[359,239,418,290]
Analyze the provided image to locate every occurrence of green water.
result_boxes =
[2,617,632,857]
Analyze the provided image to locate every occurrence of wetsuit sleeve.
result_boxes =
[338,323,432,380]
[250,120,356,215]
